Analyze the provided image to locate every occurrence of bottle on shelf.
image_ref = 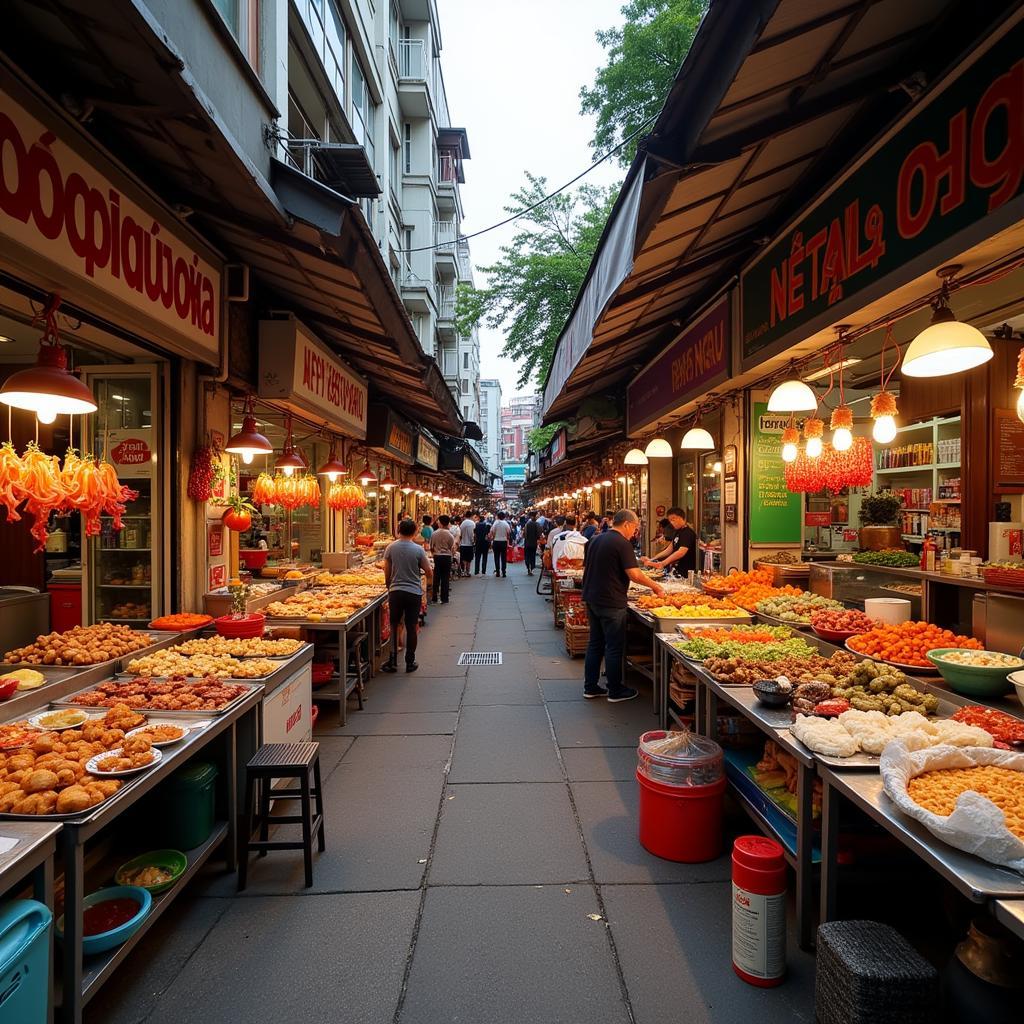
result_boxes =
[920,535,937,572]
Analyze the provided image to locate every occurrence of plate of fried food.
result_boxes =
[0,723,40,751]
[87,735,164,777]
[28,708,96,732]
[125,721,207,747]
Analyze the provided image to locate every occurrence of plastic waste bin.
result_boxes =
[636,730,726,862]
[0,899,52,1024]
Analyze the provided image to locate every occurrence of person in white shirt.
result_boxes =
[458,513,476,577]
[488,511,513,577]
[550,514,587,571]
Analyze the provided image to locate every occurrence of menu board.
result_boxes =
[994,408,1024,492]
[749,402,802,544]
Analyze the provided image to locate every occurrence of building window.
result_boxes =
[351,58,375,165]
[325,1,346,105]
[389,139,400,196]
[403,123,412,173]
[212,0,260,69]
[389,1,399,58]
[463,351,469,369]
[463,405,469,419]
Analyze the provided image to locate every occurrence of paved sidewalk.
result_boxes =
[87,567,815,1024]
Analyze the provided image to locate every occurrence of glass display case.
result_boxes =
[81,367,163,625]
[808,562,923,619]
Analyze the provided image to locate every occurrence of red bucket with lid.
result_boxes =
[731,835,787,986]
[636,730,726,863]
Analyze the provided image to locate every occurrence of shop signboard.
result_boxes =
[365,404,414,463]
[259,320,367,437]
[503,463,526,482]
[723,443,738,524]
[106,428,154,480]
[749,403,802,544]
[805,511,832,527]
[741,17,1024,368]
[627,298,730,432]
[416,434,439,471]
[549,428,567,466]
[0,76,220,362]
[993,408,1024,492]
[462,455,474,479]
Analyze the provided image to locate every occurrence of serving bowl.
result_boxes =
[811,625,863,644]
[214,613,265,639]
[752,679,792,707]
[57,885,152,954]
[925,648,1022,697]
[115,850,187,893]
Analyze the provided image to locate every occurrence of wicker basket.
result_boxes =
[983,566,1024,588]
[564,621,590,657]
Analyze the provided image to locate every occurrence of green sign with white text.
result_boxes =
[749,403,802,544]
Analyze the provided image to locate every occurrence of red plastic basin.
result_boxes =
[214,613,266,639]
[239,549,270,570]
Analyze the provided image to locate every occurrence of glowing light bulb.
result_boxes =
[281,465,295,477]
[36,408,57,425]
[782,443,798,463]
[242,451,254,465]
[872,415,897,444]
[806,436,823,458]
[1017,388,1024,426]
[327,471,339,482]
[832,427,853,452]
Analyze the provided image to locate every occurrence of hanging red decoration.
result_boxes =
[786,437,874,494]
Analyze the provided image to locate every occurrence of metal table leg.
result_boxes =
[819,777,839,925]
[338,625,348,726]
[796,761,814,950]
[33,855,55,1024]
[226,719,239,871]
[705,690,719,740]
[650,629,659,717]
[60,832,84,1024]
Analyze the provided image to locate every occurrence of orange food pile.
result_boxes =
[730,583,804,611]
[702,569,774,593]
[636,593,736,611]
[149,613,214,631]
[847,621,983,668]
[689,627,788,644]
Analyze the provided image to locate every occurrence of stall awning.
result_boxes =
[542,0,968,420]
[0,0,465,437]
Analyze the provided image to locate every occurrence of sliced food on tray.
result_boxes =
[4,624,154,666]
[68,676,250,712]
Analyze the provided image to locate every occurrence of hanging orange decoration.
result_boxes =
[251,472,277,506]
[803,417,824,440]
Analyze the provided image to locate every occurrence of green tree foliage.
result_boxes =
[455,174,618,390]
[580,0,708,167]
[526,422,567,454]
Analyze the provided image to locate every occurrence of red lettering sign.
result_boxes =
[110,438,151,465]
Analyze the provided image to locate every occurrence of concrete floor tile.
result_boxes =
[401,886,629,1024]
[321,711,458,736]
[539,677,589,701]
[84,894,228,1024]
[430,783,588,884]
[603,884,815,1023]
[533,653,586,679]
[562,746,638,781]
[572,780,732,885]
[359,675,465,712]
[145,891,420,1024]
[462,673,542,705]
[548,694,658,746]
[313,735,357,779]
[336,734,453,774]
[449,705,562,782]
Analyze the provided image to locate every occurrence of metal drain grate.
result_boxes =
[457,652,503,666]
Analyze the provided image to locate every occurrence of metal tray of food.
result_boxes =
[755,611,815,631]
[50,678,263,717]
[114,665,274,681]
[650,613,752,634]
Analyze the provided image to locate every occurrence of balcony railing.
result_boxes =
[398,39,425,81]
[435,220,456,253]
[438,292,455,320]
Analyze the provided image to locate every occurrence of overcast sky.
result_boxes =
[437,0,627,404]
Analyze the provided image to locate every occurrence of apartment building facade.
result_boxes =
[500,394,540,463]
[477,378,503,479]
[284,0,479,418]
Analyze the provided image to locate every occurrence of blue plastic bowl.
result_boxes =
[56,885,152,955]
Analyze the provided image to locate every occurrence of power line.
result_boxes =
[397,113,659,254]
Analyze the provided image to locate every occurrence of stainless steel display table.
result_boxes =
[994,899,1024,942]
[625,608,659,714]
[817,767,1024,927]
[0,821,61,1024]
[272,594,387,725]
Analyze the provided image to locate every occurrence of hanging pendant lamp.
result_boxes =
[226,397,274,465]
[903,266,993,377]
[316,436,348,481]
[767,378,817,412]
[644,437,672,458]
[680,426,715,450]
[623,447,648,465]
[0,295,98,422]
[356,456,377,485]
[380,468,398,491]
[274,414,306,476]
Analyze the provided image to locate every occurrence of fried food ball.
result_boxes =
[23,769,59,794]
[56,786,93,813]
[0,781,22,797]
[6,753,35,772]
[0,789,26,811]
[30,736,58,755]
[121,735,152,756]
[12,791,57,814]
[91,779,121,797]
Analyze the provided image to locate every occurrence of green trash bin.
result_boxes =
[151,762,219,850]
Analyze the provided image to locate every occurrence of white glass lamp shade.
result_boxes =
[767,379,817,412]
[644,437,673,458]
[902,310,993,377]
[872,416,898,444]
[680,427,715,450]
[624,448,648,465]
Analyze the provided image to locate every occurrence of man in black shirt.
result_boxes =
[523,511,540,575]
[581,509,665,702]
[474,515,492,575]
[642,507,697,577]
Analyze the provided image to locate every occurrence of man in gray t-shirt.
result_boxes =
[383,519,433,673]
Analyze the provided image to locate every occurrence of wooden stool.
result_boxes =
[239,742,325,890]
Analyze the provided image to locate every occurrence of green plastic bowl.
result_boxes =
[114,849,187,893]
[925,648,1023,697]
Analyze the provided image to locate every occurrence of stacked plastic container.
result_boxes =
[636,730,726,862]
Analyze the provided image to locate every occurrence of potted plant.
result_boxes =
[857,491,904,551]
